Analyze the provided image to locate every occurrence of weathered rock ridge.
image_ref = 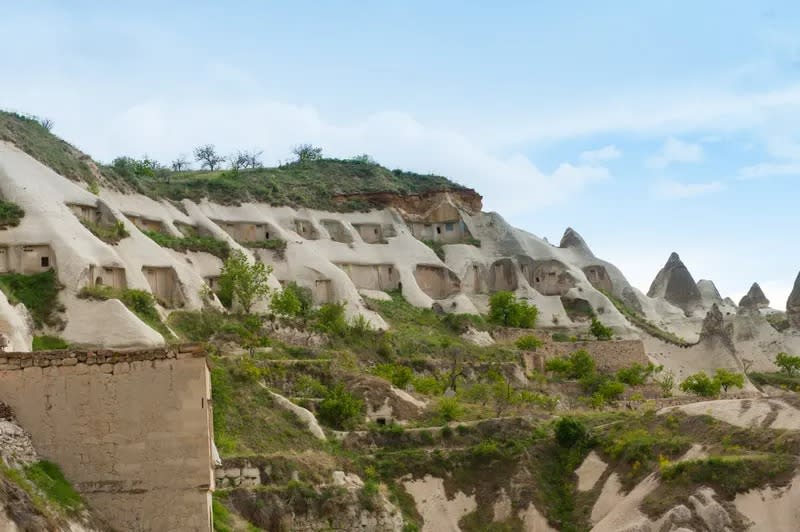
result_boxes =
[647,252,703,314]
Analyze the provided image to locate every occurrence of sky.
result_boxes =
[1,1,799,308]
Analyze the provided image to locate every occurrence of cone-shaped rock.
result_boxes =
[559,227,593,256]
[697,279,723,306]
[699,303,734,352]
[739,282,769,309]
[647,252,702,312]
[788,271,800,329]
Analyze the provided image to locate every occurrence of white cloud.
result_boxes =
[580,145,621,163]
[653,179,724,199]
[738,161,800,180]
[646,137,704,169]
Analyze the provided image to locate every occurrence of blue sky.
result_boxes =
[2,1,799,306]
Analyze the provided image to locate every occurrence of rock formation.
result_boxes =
[739,282,769,310]
[789,271,800,329]
[699,304,735,353]
[647,252,703,313]
[559,227,593,256]
[696,279,723,307]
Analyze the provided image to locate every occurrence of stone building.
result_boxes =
[413,265,461,299]
[0,245,55,274]
[337,263,400,292]
[142,266,183,307]
[212,220,275,242]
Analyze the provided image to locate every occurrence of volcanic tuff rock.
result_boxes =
[699,303,735,353]
[789,271,800,329]
[559,227,593,255]
[696,279,723,306]
[647,252,703,313]
[739,282,769,310]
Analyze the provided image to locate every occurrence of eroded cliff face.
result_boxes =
[788,271,800,329]
[647,252,703,314]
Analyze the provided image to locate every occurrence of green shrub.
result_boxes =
[680,372,721,397]
[488,291,538,328]
[0,200,25,228]
[554,416,588,448]
[594,379,624,404]
[314,302,349,337]
[551,332,571,342]
[436,397,463,423]
[590,318,613,340]
[374,364,414,389]
[271,282,312,318]
[545,349,596,379]
[421,240,445,260]
[0,269,63,328]
[212,497,234,532]
[31,335,68,351]
[515,335,543,351]
[142,229,229,259]
[616,363,655,386]
[775,352,800,376]
[714,368,745,392]
[318,384,363,430]
[217,250,272,313]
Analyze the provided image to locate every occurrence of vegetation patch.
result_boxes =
[421,239,445,260]
[600,289,692,347]
[0,269,64,328]
[78,285,172,339]
[142,229,230,259]
[749,371,800,392]
[0,199,25,228]
[32,335,69,351]
[81,219,129,244]
[24,460,84,515]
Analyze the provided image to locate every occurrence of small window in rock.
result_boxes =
[445,222,454,232]
[376,417,387,426]
[265,232,270,239]
[535,277,540,283]
[41,257,49,268]
[436,226,442,234]
[374,228,379,235]
[95,277,104,286]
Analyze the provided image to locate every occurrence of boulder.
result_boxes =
[789,271,800,329]
[647,253,703,313]
[739,282,769,310]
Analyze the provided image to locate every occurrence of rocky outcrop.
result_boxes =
[647,253,703,313]
[699,304,735,352]
[739,282,769,310]
[559,227,594,256]
[696,279,723,306]
[788,271,800,329]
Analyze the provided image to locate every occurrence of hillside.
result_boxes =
[0,109,799,531]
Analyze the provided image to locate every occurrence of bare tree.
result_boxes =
[39,118,54,131]
[193,144,226,171]
[292,144,323,163]
[171,155,190,172]
[229,152,248,171]
[244,149,263,169]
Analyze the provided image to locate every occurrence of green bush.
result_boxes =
[545,349,596,379]
[551,332,571,342]
[271,282,312,318]
[616,363,655,386]
[318,384,363,430]
[488,291,538,328]
[436,397,463,423]
[0,269,63,328]
[775,352,800,376]
[0,200,25,228]
[714,368,745,392]
[515,334,543,351]
[374,364,414,389]
[314,302,349,337]
[680,372,721,397]
[590,318,613,340]
[421,240,445,260]
[32,335,69,351]
[217,250,272,313]
[554,416,588,448]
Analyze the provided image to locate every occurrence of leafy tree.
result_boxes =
[271,282,312,318]
[714,368,745,392]
[590,318,613,340]
[194,144,226,170]
[680,372,721,397]
[545,349,596,379]
[217,250,272,313]
[595,379,624,403]
[318,384,363,430]
[292,144,323,163]
[775,352,800,376]
[171,155,190,171]
[488,291,538,328]
[554,416,588,448]
[515,335,543,351]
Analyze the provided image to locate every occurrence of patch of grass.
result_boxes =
[31,335,69,351]
[210,356,326,456]
[0,269,63,328]
[212,495,235,532]
[421,239,445,260]
[766,312,791,333]
[142,229,230,259]
[600,289,692,347]
[0,199,25,228]
[24,460,83,515]
[749,371,800,392]
[101,158,469,210]
[78,285,172,339]
[0,110,99,185]
[81,219,129,244]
